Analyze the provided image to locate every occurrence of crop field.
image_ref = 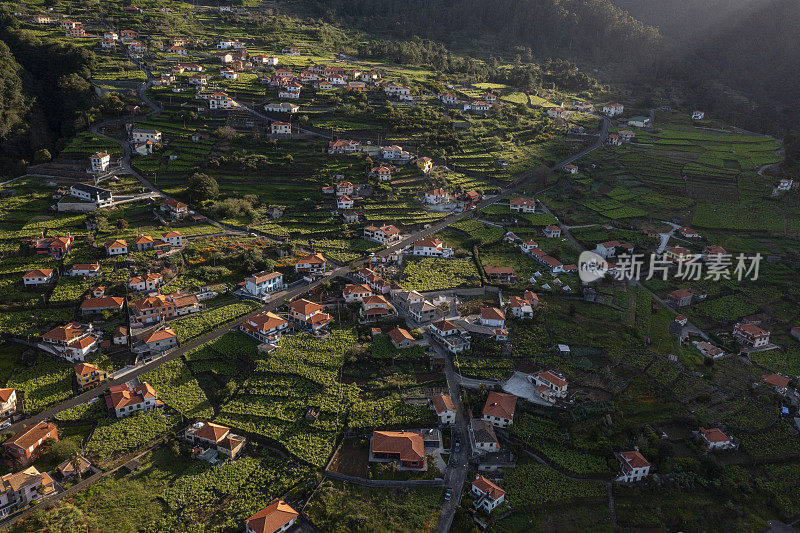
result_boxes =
[453,356,513,379]
[170,301,260,342]
[215,329,356,467]
[7,356,74,413]
[504,463,606,510]
[86,410,178,463]
[306,480,442,533]
[401,257,480,291]
[141,358,214,419]
[449,219,505,245]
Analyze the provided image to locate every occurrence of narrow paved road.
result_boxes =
[4,79,616,531]
[11,89,612,443]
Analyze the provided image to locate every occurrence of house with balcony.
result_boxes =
[244,271,284,298]
[412,237,452,258]
[104,382,163,418]
[615,450,650,482]
[364,225,402,246]
[3,422,58,466]
[509,291,538,319]
[733,323,770,349]
[288,299,332,333]
[471,475,506,514]
[75,363,108,389]
[240,312,288,343]
[0,389,16,419]
[0,466,55,516]
[185,421,246,461]
[294,253,327,275]
[41,323,99,362]
[532,370,568,402]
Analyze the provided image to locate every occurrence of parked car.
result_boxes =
[454,441,461,453]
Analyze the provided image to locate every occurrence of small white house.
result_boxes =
[22,269,54,286]
[430,394,455,426]
[615,450,650,482]
[90,152,110,172]
[471,475,506,514]
[270,121,292,135]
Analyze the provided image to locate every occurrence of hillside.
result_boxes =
[612,0,800,129]
[312,0,662,67]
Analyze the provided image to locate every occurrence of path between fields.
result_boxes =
[4,68,617,523]
[9,88,613,436]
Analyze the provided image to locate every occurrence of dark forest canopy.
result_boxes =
[314,0,663,68]
[0,7,96,175]
[612,0,800,129]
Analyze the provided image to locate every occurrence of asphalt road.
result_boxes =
[8,117,608,431]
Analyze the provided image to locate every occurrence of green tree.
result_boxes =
[32,148,51,164]
[50,439,79,463]
[188,172,219,203]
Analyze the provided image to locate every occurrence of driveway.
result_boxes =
[502,371,551,405]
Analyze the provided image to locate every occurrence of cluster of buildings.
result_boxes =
[439,91,497,111]
[422,189,482,212]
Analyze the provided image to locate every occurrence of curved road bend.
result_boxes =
[9,117,609,433]
[6,95,612,530]
[11,102,610,437]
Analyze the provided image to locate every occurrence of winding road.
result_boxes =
[7,61,615,529]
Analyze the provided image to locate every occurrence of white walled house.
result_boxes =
[90,152,110,172]
[105,382,163,418]
[424,189,451,205]
[270,121,292,135]
[482,391,517,428]
[509,197,537,213]
[471,475,506,514]
[480,307,505,328]
[342,284,373,303]
[244,271,284,297]
[412,237,452,258]
[532,370,568,400]
[23,269,53,286]
[363,225,402,245]
[161,231,184,247]
[240,312,288,343]
[430,394,456,425]
[615,450,650,482]
[131,128,162,143]
[699,427,734,450]
[603,103,624,116]
[104,239,128,256]
[733,323,770,349]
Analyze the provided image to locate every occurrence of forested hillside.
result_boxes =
[612,0,800,129]
[0,7,96,176]
[315,0,662,68]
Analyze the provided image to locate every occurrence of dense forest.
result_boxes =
[315,0,663,69]
[0,7,96,176]
[612,0,800,130]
